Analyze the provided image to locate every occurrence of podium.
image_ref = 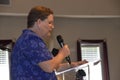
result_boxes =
[55,59,101,80]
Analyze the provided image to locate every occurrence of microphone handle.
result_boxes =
[66,56,71,64]
[60,43,71,64]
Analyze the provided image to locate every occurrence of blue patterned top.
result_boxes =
[10,29,57,80]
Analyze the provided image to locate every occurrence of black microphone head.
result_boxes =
[56,35,64,44]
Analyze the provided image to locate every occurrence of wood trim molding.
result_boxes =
[0,12,120,18]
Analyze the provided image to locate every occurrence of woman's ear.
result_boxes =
[36,19,42,24]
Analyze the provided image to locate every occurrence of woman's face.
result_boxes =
[38,14,54,39]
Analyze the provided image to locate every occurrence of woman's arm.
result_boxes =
[38,45,70,73]
[56,60,88,72]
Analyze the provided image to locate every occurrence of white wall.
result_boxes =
[0,0,120,15]
[0,16,26,39]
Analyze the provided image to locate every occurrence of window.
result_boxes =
[77,40,110,80]
[0,50,10,80]
[0,40,14,80]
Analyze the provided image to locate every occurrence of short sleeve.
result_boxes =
[22,36,52,65]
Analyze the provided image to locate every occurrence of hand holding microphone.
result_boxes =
[59,44,70,57]
[56,35,71,64]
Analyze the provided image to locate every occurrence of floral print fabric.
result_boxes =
[11,29,57,80]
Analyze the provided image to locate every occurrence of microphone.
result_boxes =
[51,48,59,57]
[76,69,86,80]
[56,35,71,64]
